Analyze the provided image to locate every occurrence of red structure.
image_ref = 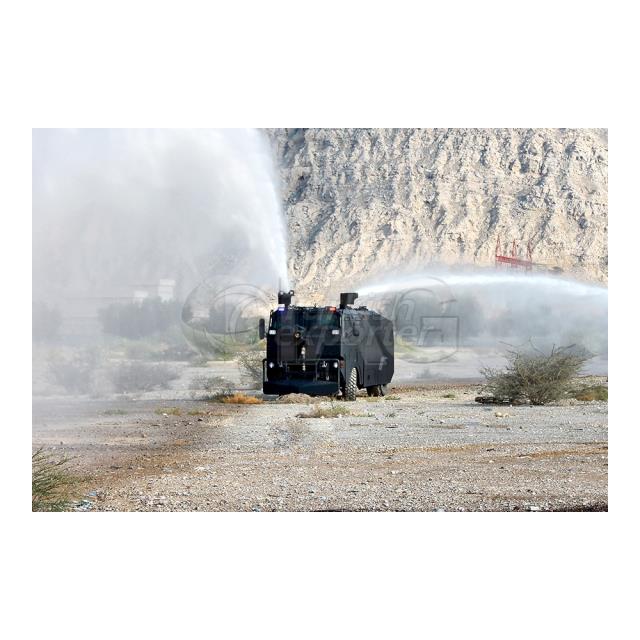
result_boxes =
[495,235,533,271]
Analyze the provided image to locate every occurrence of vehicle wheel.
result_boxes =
[367,385,381,397]
[345,368,358,401]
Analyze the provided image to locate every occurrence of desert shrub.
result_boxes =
[33,301,62,342]
[481,345,591,405]
[47,348,100,395]
[98,298,182,339]
[237,350,264,387]
[190,374,234,396]
[571,384,608,402]
[32,448,78,512]
[108,362,180,393]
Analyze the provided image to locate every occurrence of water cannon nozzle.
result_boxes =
[278,290,295,308]
[339,292,359,309]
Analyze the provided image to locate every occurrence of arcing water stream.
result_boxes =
[33,128,290,299]
[357,268,608,379]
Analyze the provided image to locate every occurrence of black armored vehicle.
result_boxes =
[260,291,394,400]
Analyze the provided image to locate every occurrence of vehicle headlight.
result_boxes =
[331,329,340,335]
[333,362,339,368]
[268,329,276,335]
[268,362,275,368]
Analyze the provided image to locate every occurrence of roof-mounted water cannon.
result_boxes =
[278,290,295,308]
[339,292,358,309]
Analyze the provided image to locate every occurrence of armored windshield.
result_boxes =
[270,308,340,330]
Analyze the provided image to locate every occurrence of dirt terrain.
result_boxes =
[32,381,608,512]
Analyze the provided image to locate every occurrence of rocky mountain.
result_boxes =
[268,128,608,293]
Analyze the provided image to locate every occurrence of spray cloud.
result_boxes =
[32,128,289,302]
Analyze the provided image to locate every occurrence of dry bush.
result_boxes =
[189,374,234,400]
[190,374,233,393]
[32,449,78,512]
[108,362,179,393]
[481,344,591,405]
[220,393,263,404]
[237,351,264,387]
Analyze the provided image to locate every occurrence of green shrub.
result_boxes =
[32,448,77,512]
[481,345,591,405]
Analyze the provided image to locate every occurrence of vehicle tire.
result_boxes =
[367,385,381,397]
[345,368,358,401]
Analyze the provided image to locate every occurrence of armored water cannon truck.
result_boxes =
[259,290,394,400]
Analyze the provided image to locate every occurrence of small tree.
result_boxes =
[481,344,591,405]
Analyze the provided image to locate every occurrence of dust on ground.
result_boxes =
[32,380,608,512]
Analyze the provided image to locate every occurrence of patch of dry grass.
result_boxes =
[572,385,608,402]
[220,393,263,405]
[155,406,182,416]
[516,444,607,460]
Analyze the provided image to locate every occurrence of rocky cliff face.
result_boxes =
[268,128,608,293]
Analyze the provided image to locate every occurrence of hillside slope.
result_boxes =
[268,128,608,292]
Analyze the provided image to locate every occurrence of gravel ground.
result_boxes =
[32,382,608,512]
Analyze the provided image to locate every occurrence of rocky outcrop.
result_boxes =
[268,128,608,292]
